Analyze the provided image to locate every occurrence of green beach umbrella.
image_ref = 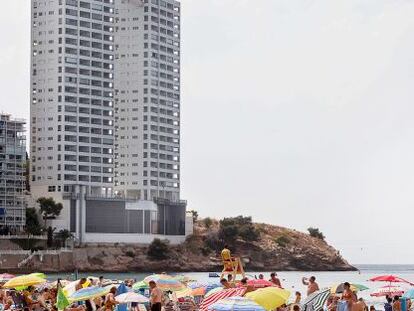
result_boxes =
[56,287,70,311]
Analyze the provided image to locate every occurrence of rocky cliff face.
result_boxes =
[6,220,355,273]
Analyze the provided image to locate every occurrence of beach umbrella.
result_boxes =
[208,296,266,311]
[403,288,414,299]
[29,272,46,279]
[238,279,274,289]
[370,285,405,297]
[56,287,70,311]
[116,292,149,304]
[3,274,46,289]
[175,287,194,298]
[192,287,206,296]
[174,275,196,283]
[369,275,414,286]
[69,286,110,302]
[63,279,93,296]
[116,283,129,311]
[133,281,149,291]
[302,288,331,311]
[245,287,290,311]
[200,287,246,311]
[205,287,225,298]
[331,283,369,294]
[143,274,186,291]
[0,273,15,282]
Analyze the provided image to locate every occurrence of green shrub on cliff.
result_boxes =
[219,216,259,244]
[275,235,290,247]
[203,217,213,228]
[147,238,170,260]
[308,227,325,240]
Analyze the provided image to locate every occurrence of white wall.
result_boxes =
[82,233,186,245]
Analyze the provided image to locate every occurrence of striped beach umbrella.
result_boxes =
[143,274,186,292]
[302,288,331,311]
[69,286,110,302]
[200,287,246,311]
[208,296,266,311]
[205,287,224,298]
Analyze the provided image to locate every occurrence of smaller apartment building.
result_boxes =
[51,185,189,244]
[0,114,26,230]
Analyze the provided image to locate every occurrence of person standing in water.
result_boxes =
[269,273,282,287]
[302,276,319,296]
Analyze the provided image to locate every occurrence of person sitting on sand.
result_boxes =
[220,278,233,289]
[352,298,366,311]
[302,276,319,296]
[228,274,233,283]
[341,282,354,310]
[76,278,87,291]
[269,273,282,287]
[384,297,392,311]
[67,303,86,311]
[240,278,254,295]
[294,292,301,304]
[393,296,401,311]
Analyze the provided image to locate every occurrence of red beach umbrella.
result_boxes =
[369,275,414,286]
[370,285,405,297]
[200,287,246,311]
[237,279,274,289]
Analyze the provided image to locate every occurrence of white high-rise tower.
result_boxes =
[114,0,181,201]
[30,0,115,198]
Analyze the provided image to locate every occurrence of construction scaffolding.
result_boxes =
[0,114,26,230]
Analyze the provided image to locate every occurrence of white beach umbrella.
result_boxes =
[116,292,149,303]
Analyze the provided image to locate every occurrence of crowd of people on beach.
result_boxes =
[0,272,410,311]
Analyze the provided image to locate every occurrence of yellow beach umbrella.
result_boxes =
[3,274,46,289]
[175,287,193,298]
[245,287,290,311]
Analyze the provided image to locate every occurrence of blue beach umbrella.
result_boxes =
[69,286,110,302]
[208,296,266,311]
[403,288,414,299]
[116,283,129,311]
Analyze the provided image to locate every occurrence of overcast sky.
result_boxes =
[2,0,414,264]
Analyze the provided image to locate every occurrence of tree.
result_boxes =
[189,210,198,222]
[25,208,42,236]
[147,238,170,260]
[307,227,325,240]
[203,217,213,229]
[46,226,56,248]
[55,229,73,248]
[37,197,63,226]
